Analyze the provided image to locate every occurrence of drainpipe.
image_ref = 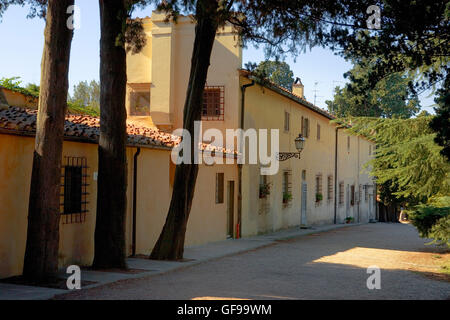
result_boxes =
[334,126,343,224]
[132,147,141,256]
[238,80,255,238]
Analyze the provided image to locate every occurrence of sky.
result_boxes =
[0,0,436,113]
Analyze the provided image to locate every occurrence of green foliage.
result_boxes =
[67,100,100,117]
[338,116,450,202]
[69,80,100,110]
[0,77,39,97]
[326,60,420,119]
[246,61,294,91]
[1,77,100,116]
[283,192,292,203]
[315,193,323,202]
[259,182,271,198]
[429,215,450,247]
[429,77,450,161]
[408,197,450,247]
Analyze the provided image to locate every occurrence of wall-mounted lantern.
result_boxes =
[277,134,305,161]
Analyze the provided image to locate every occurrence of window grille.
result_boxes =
[60,157,89,224]
[327,175,333,201]
[339,182,344,205]
[282,170,292,207]
[202,86,224,121]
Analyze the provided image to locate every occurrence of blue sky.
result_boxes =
[0,0,436,112]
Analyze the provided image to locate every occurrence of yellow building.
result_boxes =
[0,11,375,279]
[125,12,377,238]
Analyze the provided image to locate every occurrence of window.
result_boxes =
[284,111,290,132]
[301,170,306,181]
[327,175,333,201]
[350,185,355,206]
[369,145,372,155]
[61,157,88,224]
[339,182,344,205]
[202,86,224,121]
[315,173,323,203]
[282,170,292,206]
[365,185,369,202]
[301,117,310,138]
[128,83,150,116]
[216,173,224,203]
[317,124,321,140]
[347,136,351,152]
[259,174,269,199]
[358,184,362,204]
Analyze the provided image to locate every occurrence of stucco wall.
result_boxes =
[0,134,237,279]
[240,78,376,237]
[126,12,242,131]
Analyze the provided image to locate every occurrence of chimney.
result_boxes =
[292,77,304,99]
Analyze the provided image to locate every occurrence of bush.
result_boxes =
[428,215,450,247]
[408,199,450,247]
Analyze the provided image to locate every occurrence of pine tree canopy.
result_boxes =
[336,115,450,203]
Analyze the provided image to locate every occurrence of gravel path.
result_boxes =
[56,223,450,300]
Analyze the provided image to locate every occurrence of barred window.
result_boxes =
[60,157,88,224]
[339,182,344,205]
[216,172,224,204]
[315,173,323,204]
[327,175,333,200]
[282,170,292,206]
[350,185,355,206]
[358,184,362,204]
[317,124,321,140]
[202,86,224,121]
[315,174,322,195]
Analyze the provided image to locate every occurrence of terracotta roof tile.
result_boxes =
[0,106,237,156]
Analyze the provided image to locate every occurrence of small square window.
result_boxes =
[128,83,151,116]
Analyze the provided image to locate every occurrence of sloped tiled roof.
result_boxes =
[239,69,336,120]
[0,106,237,156]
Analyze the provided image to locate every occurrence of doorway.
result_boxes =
[227,181,235,238]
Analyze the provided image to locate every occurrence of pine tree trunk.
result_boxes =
[93,0,128,269]
[23,0,74,282]
[150,0,219,260]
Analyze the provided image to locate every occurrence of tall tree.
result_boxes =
[69,80,100,109]
[429,76,450,161]
[0,0,76,281]
[93,0,130,269]
[93,0,148,269]
[326,60,421,119]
